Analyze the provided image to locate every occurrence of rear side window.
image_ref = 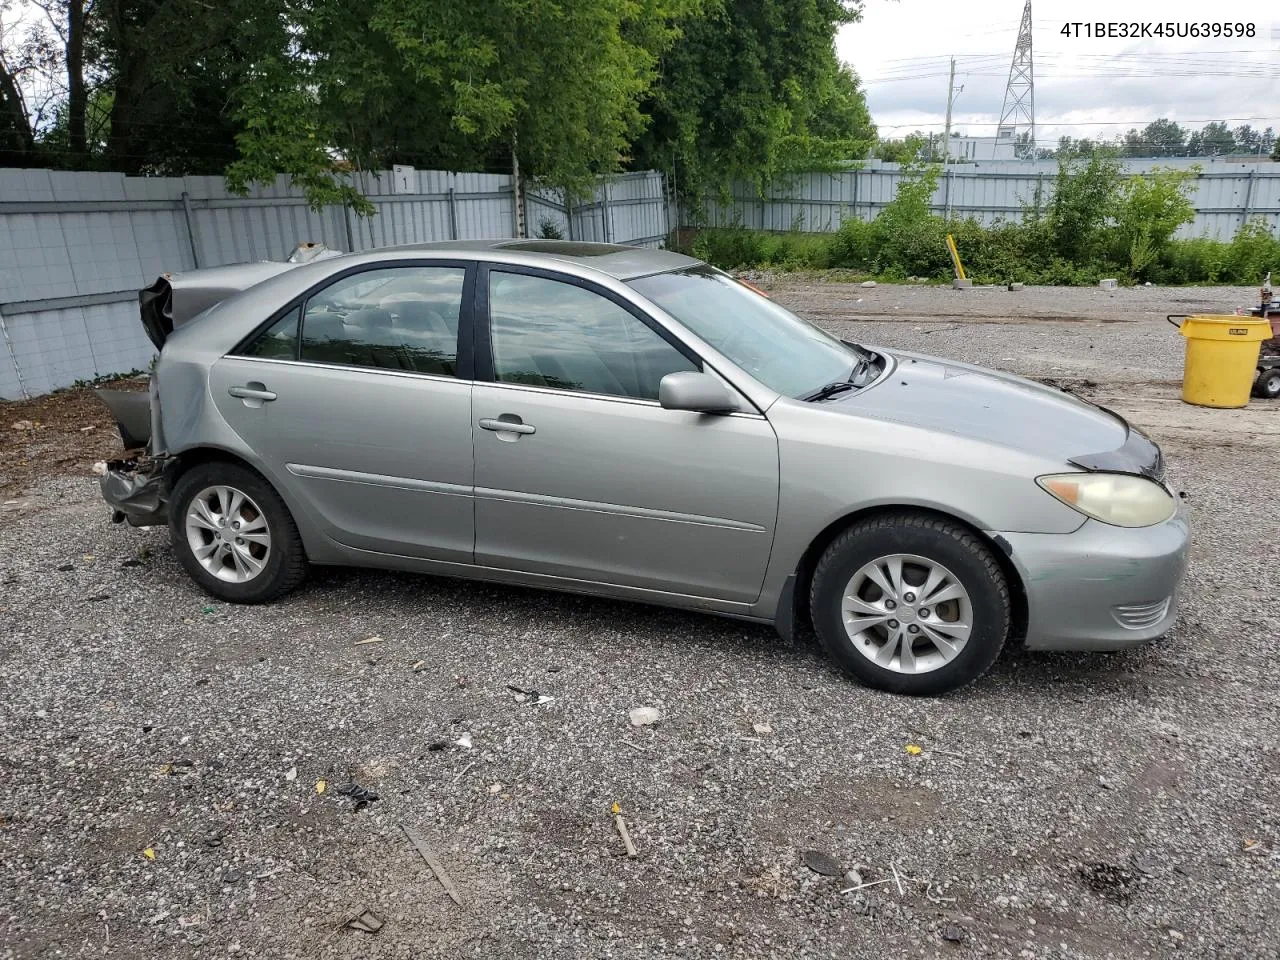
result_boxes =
[295,266,466,375]
[241,306,299,359]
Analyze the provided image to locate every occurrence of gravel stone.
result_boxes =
[2,282,1278,958]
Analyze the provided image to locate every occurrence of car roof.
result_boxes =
[381,239,701,281]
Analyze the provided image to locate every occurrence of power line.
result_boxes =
[870,48,1278,70]
[876,115,1280,131]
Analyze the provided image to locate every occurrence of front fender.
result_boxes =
[748,398,1084,622]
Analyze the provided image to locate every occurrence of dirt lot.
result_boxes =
[2,282,1278,960]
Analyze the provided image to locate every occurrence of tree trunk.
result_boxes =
[0,63,36,162]
[66,0,88,158]
[106,57,146,173]
[511,132,525,239]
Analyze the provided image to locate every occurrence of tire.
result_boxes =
[809,512,1010,696]
[168,461,307,603]
[1253,368,1280,400]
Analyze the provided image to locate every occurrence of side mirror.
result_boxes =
[659,371,738,414]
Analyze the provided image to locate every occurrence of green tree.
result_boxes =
[868,158,944,277]
[1047,151,1122,263]
[1055,136,1115,159]
[1113,165,1198,278]
[96,0,295,175]
[875,132,927,163]
[1,0,72,166]
[1187,121,1235,157]
[629,0,875,196]
[1233,124,1274,157]
[1123,118,1185,158]
[1,0,293,174]
[228,0,697,207]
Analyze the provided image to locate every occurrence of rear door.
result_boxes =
[208,261,477,562]
[471,265,780,603]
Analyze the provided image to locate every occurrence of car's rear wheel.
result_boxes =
[1253,368,1280,399]
[169,462,307,603]
[809,512,1010,695]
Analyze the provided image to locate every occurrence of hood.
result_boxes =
[830,348,1161,478]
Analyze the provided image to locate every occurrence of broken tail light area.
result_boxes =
[101,454,172,527]
[94,387,171,526]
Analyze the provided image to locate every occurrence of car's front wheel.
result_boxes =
[169,462,307,603]
[809,512,1010,695]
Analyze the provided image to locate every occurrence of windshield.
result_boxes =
[628,266,863,398]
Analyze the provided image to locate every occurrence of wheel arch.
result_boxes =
[781,504,1029,645]
[167,445,322,561]
[171,444,264,479]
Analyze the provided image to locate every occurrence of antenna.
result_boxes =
[996,0,1035,159]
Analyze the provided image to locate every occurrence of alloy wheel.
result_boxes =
[840,553,974,674]
[184,485,272,583]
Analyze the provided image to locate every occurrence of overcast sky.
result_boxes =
[838,0,1280,146]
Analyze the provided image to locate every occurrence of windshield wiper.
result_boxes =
[802,356,875,402]
[803,379,858,402]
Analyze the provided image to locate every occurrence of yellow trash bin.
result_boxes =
[1176,315,1272,408]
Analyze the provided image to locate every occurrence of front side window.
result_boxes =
[292,266,466,375]
[488,271,697,401]
[628,266,862,398]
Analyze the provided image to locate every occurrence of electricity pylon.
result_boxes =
[995,0,1035,159]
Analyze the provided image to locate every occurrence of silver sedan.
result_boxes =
[99,240,1190,695]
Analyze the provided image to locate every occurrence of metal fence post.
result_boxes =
[670,171,679,240]
[0,306,30,399]
[566,195,575,241]
[1240,169,1257,230]
[180,191,202,268]
[448,187,459,240]
[601,180,612,243]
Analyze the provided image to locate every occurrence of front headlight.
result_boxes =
[1036,472,1176,527]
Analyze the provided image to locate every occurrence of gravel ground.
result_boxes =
[2,282,1278,959]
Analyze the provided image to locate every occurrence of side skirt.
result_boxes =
[319,545,774,625]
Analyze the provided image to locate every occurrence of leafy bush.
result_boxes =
[679,186,1280,286]
[1111,166,1198,280]
[1046,152,1123,263]
[689,225,769,268]
[827,216,876,270]
[1151,238,1229,284]
[1149,223,1280,284]
[1227,220,1280,281]
[536,217,564,240]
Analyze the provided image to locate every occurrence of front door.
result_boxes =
[209,262,476,562]
[471,266,779,603]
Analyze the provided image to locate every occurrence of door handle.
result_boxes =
[228,385,277,401]
[479,417,535,436]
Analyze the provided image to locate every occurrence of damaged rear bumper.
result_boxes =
[94,385,172,526]
[101,454,172,527]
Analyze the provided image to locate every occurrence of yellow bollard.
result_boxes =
[1176,315,1272,408]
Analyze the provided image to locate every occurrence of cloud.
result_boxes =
[839,0,1279,142]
